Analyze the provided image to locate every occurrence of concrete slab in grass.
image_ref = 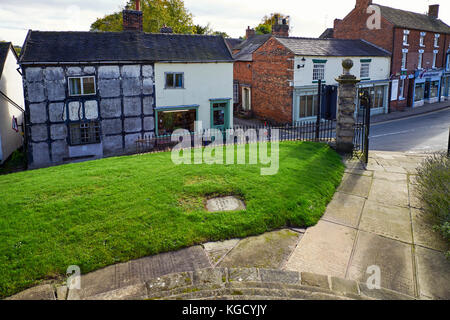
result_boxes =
[347,231,415,297]
[415,246,450,300]
[368,179,409,208]
[412,208,449,252]
[285,220,357,278]
[7,284,56,300]
[359,200,412,243]
[337,173,373,198]
[322,191,365,228]
[218,229,299,269]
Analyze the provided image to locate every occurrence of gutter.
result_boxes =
[0,90,25,113]
[19,60,234,66]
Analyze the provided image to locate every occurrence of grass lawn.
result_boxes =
[0,141,344,298]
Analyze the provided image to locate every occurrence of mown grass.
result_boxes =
[0,141,344,297]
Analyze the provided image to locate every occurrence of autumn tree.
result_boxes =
[255,13,290,35]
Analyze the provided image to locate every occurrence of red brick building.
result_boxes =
[332,0,450,111]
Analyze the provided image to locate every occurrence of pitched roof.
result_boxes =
[275,37,391,57]
[376,4,450,34]
[319,28,334,39]
[225,38,243,50]
[0,42,12,77]
[233,34,271,61]
[19,31,234,64]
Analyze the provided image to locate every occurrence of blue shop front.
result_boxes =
[413,69,444,107]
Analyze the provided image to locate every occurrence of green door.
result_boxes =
[210,101,229,131]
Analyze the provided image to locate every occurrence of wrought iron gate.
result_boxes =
[353,91,371,164]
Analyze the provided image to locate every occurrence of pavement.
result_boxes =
[9,150,449,300]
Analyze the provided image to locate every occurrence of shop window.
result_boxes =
[165,72,184,89]
[430,81,439,98]
[157,108,196,136]
[299,94,319,118]
[414,83,425,102]
[358,85,386,109]
[68,76,96,96]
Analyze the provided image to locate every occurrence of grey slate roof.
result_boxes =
[0,42,11,77]
[275,37,391,57]
[19,31,234,64]
[225,38,243,50]
[319,28,334,39]
[233,34,271,61]
[377,4,450,34]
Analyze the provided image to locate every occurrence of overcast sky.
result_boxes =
[1,0,449,46]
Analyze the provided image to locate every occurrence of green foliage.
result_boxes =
[90,0,195,34]
[0,141,344,297]
[255,13,289,35]
[415,152,450,256]
[255,24,271,35]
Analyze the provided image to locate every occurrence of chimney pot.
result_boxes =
[136,0,141,11]
[272,17,289,37]
[246,26,255,39]
[355,0,372,8]
[428,4,439,19]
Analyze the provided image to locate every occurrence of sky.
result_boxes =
[1,0,449,46]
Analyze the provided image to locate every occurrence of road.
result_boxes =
[369,107,450,153]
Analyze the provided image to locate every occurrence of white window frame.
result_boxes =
[241,87,251,111]
[312,63,325,81]
[420,32,426,47]
[403,30,410,46]
[432,50,438,68]
[68,76,96,96]
[418,50,424,69]
[360,62,370,78]
[401,49,408,70]
[434,34,440,48]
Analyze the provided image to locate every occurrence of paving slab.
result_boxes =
[411,208,448,252]
[322,191,365,228]
[415,246,450,300]
[373,171,407,183]
[7,284,56,300]
[368,179,409,208]
[359,200,412,243]
[218,229,299,269]
[344,168,373,177]
[347,231,415,297]
[285,220,357,278]
[408,184,424,209]
[203,239,240,266]
[67,246,211,299]
[337,173,373,198]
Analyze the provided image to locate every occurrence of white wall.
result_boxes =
[154,62,234,130]
[293,56,391,87]
[0,47,24,163]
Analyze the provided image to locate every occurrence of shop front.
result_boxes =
[413,69,444,107]
[356,80,390,117]
[442,72,450,101]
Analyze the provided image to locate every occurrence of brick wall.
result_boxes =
[233,61,253,105]
[252,37,294,124]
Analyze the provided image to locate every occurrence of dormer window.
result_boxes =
[420,32,426,47]
[403,30,410,46]
[434,34,440,48]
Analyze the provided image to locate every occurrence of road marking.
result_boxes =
[370,129,415,138]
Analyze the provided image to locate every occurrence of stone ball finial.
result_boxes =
[342,59,354,75]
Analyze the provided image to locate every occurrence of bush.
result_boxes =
[415,152,450,256]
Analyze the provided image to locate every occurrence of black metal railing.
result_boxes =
[135,119,336,154]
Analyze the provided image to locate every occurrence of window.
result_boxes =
[401,50,408,70]
[418,50,424,69]
[358,85,386,110]
[420,32,426,47]
[430,80,439,98]
[399,79,405,99]
[299,94,319,118]
[233,82,239,102]
[446,53,450,71]
[313,64,325,81]
[403,30,409,46]
[432,50,438,68]
[434,34,440,48]
[157,108,196,136]
[165,72,184,89]
[68,76,96,96]
[414,83,424,102]
[69,121,100,145]
[360,63,370,78]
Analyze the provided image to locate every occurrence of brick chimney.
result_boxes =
[356,0,372,8]
[123,0,143,32]
[272,16,289,37]
[428,4,439,19]
[334,18,342,29]
[246,26,255,39]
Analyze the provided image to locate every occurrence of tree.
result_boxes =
[193,24,229,37]
[90,0,195,34]
[255,13,289,35]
